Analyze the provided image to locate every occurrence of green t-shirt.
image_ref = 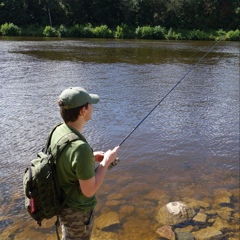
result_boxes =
[50,123,97,211]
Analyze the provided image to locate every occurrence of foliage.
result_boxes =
[43,26,59,37]
[153,26,166,39]
[166,28,184,40]
[0,21,239,41]
[0,22,21,36]
[226,29,240,41]
[92,25,113,38]
[135,25,165,39]
[69,24,84,37]
[188,29,210,40]
[58,25,69,37]
[21,25,44,37]
[0,0,239,31]
[69,24,94,38]
[114,24,135,39]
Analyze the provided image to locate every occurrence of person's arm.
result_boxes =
[79,146,119,197]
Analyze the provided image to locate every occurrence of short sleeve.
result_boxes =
[71,141,95,180]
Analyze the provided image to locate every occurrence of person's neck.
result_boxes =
[66,120,85,133]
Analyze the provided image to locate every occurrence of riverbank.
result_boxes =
[0,23,239,41]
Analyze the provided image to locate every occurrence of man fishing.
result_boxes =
[50,87,120,240]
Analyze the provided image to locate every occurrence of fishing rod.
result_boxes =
[108,40,221,170]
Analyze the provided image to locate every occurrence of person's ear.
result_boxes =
[79,107,86,116]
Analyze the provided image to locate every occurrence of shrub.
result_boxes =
[82,23,94,38]
[135,26,155,39]
[115,24,134,39]
[153,26,166,39]
[69,24,83,37]
[135,25,166,39]
[43,26,59,37]
[21,25,44,36]
[0,23,21,36]
[58,25,69,37]
[226,29,240,41]
[189,29,209,40]
[69,23,95,38]
[92,25,113,38]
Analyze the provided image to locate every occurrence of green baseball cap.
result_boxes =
[58,87,100,109]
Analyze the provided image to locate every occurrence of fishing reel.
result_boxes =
[108,158,120,170]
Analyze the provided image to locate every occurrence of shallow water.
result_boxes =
[0,37,239,239]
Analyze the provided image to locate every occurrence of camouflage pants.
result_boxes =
[60,207,94,240]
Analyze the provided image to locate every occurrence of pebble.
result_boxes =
[193,212,207,223]
[156,226,175,240]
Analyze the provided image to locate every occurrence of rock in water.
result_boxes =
[156,201,196,225]
[94,212,120,230]
[156,226,176,240]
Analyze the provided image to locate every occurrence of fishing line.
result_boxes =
[108,39,221,170]
[119,40,220,146]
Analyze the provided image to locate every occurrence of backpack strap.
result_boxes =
[44,123,85,164]
[48,132,80,163]
[43,122,63,154]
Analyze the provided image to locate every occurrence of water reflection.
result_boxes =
[0,38,239,239]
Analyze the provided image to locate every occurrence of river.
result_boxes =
[0,37,239,239]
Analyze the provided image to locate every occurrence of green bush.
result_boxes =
[115,24,134,39]
[21,25,44,36]
[69,24,94,38]
[92,25,113,38]
[135,26,154,39]
[0,23,21,36]
[188,29,209,40]
[43,26,59,37]
[226,29,240,41]
[115,25,124,38]
[69,24,83,37]
[58,24,69,37]
[166,28,183,40]
[136,25,166,39]
[82,23,94,38]
[153,26,166,39]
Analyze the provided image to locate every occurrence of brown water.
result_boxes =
[0,37,239,239]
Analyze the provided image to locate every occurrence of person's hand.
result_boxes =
[94,151,105,162]
[103,146,120,166]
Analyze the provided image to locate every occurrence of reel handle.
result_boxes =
[108,158,120,170]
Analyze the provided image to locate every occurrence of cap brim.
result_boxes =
[89,94,100,104]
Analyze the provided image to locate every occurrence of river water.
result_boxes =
[0,37,239,239]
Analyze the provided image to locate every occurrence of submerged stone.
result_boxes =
[192,227,223,240]
[193,212,207,223]
[94,212,120,230]
[174,228,195,240]
[214,189,233,205]
[216,207,233,220]
[156,201,196,225]
[156,226,175,240]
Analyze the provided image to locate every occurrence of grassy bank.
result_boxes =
[0,23,239,41]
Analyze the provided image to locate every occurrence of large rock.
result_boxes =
[156,201,196,225]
